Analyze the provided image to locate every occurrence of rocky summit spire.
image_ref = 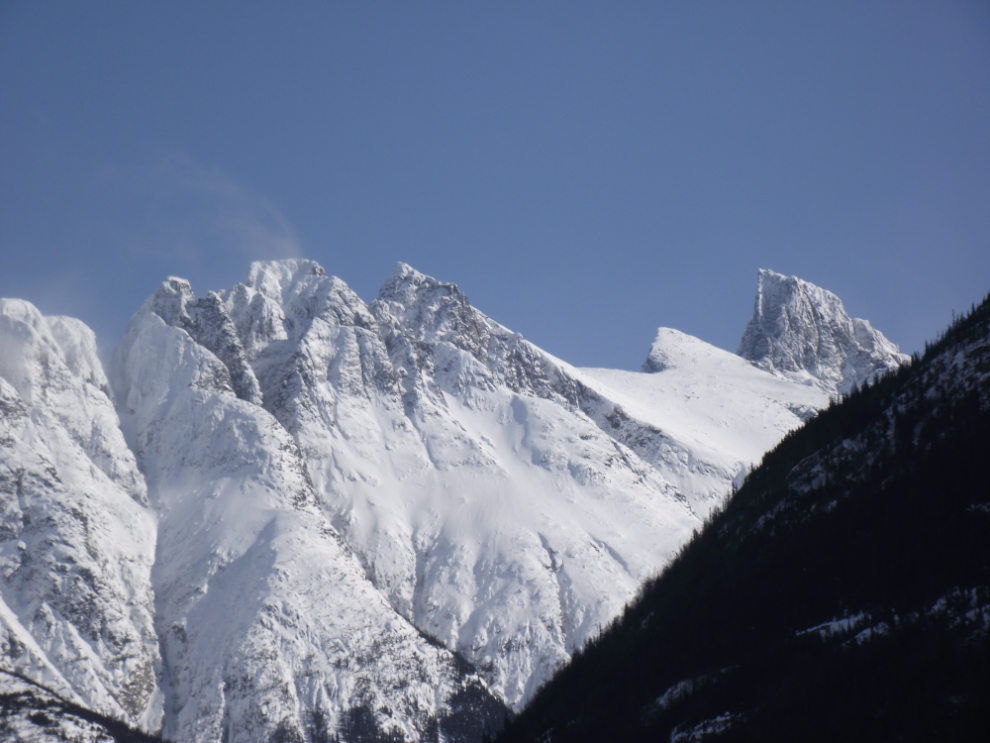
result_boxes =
[737,269,909,396]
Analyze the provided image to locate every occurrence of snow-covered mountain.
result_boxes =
[111,278,504,743]
[1,261,907,741]
[736,269,909,396]
[202,260,700,710]
[0,300,161,730]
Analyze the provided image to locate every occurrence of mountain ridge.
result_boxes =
[1,262,912,742]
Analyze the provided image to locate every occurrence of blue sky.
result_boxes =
[1,1,988,369]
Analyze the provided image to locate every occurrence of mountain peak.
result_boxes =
[143,277,195,328]
[386,260,421,283]
[374,264,490,353]
[642,328,696,373]
[243,259,326,301]
[377,262,464,307]
[737,269,908,395]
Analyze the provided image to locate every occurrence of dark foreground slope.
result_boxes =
[496,296,990,743]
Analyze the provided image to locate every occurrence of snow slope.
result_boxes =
[580,327,828,514]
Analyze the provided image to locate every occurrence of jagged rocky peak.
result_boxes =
[376,261,441,306]
[375,261,500,351]
[373,263,589,412]
[219,259,397,419]
[244,256,325,297]
[226,259,377,352]
[108,272,507,742]
[736,269,909,395]
[240,259,370,327]
[137,275,263,405]
[0,298,75,405]
[0,298,147,504]
[144,276,195,327]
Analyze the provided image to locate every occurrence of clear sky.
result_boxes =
[2,1,988,369]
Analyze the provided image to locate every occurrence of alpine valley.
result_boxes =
[1,262,913,742]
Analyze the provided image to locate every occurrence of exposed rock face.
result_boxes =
[736,269,909,395]
[0,299,161,733]
[143,277,263,405]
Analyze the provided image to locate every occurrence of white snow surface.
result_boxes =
[795,612,869,639]
[670,712,742,743]
[0,299,161,731]
[582,328,827,514]
[735,269,909,396]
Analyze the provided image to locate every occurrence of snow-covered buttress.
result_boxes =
[0,299,161,732]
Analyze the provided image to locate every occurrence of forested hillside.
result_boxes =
[496,295,990,742]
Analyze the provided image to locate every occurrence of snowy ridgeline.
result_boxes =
[0,263,907,742]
